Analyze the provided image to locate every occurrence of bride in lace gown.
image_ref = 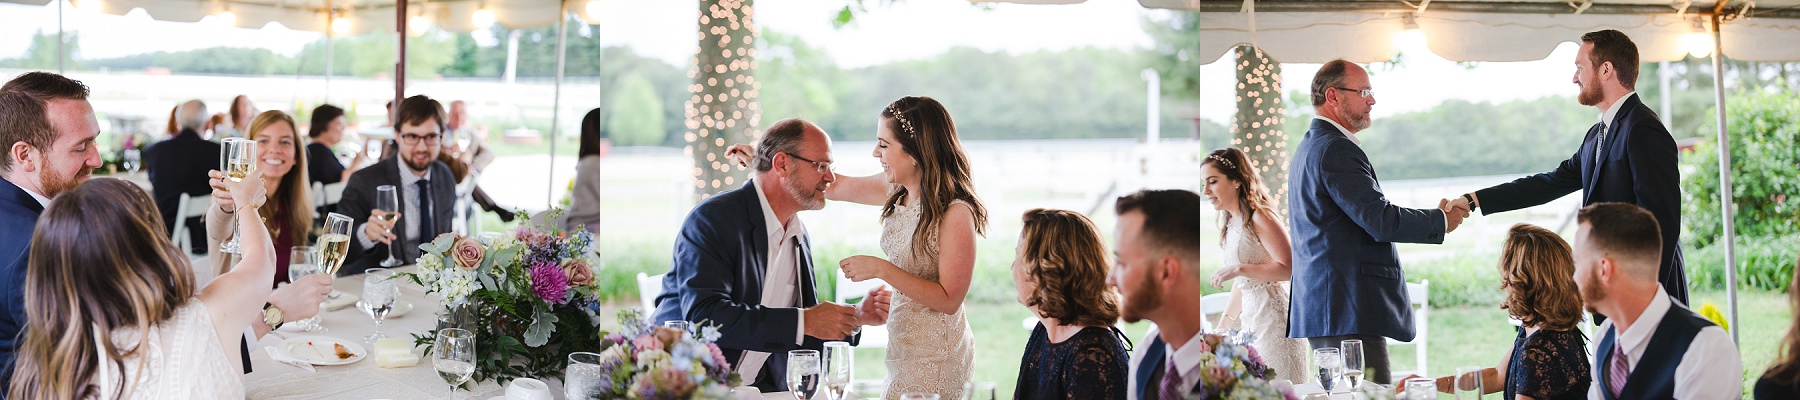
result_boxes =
[829,97,988,400]
[1200,148,1308,384]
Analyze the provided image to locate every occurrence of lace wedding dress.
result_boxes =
[1223,221,1309,384]
[878,198,976,400]
[96,298,244,399]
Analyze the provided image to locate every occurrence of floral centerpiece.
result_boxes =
[581,310,740,399]
[404,217,604,384]
[1193,331,1294,400]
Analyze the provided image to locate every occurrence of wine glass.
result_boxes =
[959,381,996,400]
[1313,347,1343,393]
[433,328,475,400]
[1455,366,1484,399]
[565,352,606,400]
[361,268,398,343]
[663,320,693,333]
[122,148,141,175]
[374,184,404,267]
[1404,377,1438,400]
[286,246,323,332]
[822,342,852,400]
[787,350,820,400]
[1341,339,1366,390]
[218,137,257,254]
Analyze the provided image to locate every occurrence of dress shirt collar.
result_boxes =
[1613,285,1671,364]
[752,179,804,242]
[1314,116,1362,147]
[1599,92,1637,128]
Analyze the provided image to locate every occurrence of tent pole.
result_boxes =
[548,0,568,210]
[1708,12,1739,346]
[57,0,65,74]
[396,0,408,115]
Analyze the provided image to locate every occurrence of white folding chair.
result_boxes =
[1389,279,1430,377]
[452,171,480,235]
[638,272,666,315]
[311,181,325,218]
[170,192,212,255]
[1201,292,1233,328]
[320,181,347,209]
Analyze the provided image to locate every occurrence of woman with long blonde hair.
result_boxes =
[9,176,273,399]
[1200,147,1307,384]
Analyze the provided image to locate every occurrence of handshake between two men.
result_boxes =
[1438,194,1475,234]
[802,285,893,341]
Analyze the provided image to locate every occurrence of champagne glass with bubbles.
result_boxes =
[218,138,257,254]
[374,185,404,267]
[1341,339,1366,390]
[823,342,852,400]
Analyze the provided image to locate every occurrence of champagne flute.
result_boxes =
[1455,366,1484,399]
[218,138,258,254]
[362,268,398,343]
[1341,339,1366,390]
[374,184,404,267]
[565,352,606,400]
[1313,347,1343,393]
[286,246,322,332]
[822,342,852,400]
[787,350,820,400]
[433,328,476,400]
[312,213,354,331]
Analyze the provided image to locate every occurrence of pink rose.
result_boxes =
[452,236,484,270]
[562,259,595,287]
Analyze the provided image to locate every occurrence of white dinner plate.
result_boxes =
[355,299,414,318]
[278,336,367,366]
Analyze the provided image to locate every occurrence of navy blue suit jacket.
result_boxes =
[0,178,46,391]
[650,181,848,391]
[1474,94,1686,304]
[336,157,456,276]
[146,129,221,248]
[1287,118,1445,342]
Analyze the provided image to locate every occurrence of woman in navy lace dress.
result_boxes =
[1010,209,1129,400]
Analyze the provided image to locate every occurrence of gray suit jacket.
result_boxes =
[1286,118,1445,341]
[337,156,456,276]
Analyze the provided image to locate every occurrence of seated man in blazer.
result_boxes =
[147,99,222,254]
[337,95,457,276]
[1108,189,1207,400]
[1576,203,1740,400]
[651,118,890,392]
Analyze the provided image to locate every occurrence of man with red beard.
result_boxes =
[1573,203,1739,399]
[0,71,104,391]
[1109,189,1207,400]
[1446,29,1686,308]
[337,95,459,275]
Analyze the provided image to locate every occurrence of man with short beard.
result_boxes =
[650,118,891,392]
[1445,29,1686,308]
[1108,189,1207,400]
[1287,59,1462,386]
[0,71,105,390]
[1573,203,1738,399]
[336,95,459,275]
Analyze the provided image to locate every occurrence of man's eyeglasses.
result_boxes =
[399,133,442,145]
[1335,87,1374,99]
[784,152,835,174]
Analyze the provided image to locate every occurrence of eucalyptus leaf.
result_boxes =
[524,308,559,347]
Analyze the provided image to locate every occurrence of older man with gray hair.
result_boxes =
[147,99,223,253]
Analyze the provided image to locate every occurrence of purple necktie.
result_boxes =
[1607,342,1629,396]
[1160,361,1184,400]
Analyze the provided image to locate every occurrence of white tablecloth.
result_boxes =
[244,266,525,399]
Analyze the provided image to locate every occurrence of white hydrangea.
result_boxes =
[435,269,477,308]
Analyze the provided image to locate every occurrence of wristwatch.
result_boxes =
[263,303,285,330]
[1462,193,1479,210]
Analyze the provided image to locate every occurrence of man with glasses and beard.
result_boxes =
[336,95,458,275]
[650,118,890,392]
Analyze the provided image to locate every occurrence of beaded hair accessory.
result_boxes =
[886,103,914,138]
[1207,154,1236,170]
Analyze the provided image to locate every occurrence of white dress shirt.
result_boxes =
[1587,286,1742,400]
[1126,319,1215,400]
[357,157,431,250]
[1594,92,1637,164]
[734,178,807,385]
[22,186,49,208]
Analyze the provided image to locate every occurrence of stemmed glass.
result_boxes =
[374,184,404,267]
[787,350,820,400]
[218,137,257,254]
[361,268,398,343]
[1404,377,1438,400]
[122,148,141,175]
[565,352,606,400]
[1455,366,1485,399]
[286,246,323,332]
[1341,339,1366,390]
[663,320,693,333]
[960,381,997,400]
[1313,347,1343,393]
[823,342,852,400]
[433,328,475,400]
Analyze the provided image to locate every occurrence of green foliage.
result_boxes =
[0,30,79,70]
[1404,254,1506,308]
[604,74,667,146]
[87,47,290,75]
[1360,97,1590,179]
[1686,235,1800,292]
[1681,91,1800,248]
[1143,12,1198,101]
[292,32,456,78]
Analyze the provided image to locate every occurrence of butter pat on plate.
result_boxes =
[373,338,419,368]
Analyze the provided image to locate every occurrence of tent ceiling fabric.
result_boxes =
[1201,1,1800,63]
[0,0,579,35]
